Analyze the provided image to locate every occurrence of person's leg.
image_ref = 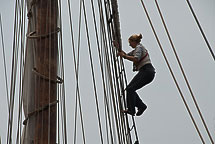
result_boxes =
[126,89,137,115]
[126,69,155,115]
[135,96,147,116]
[126,91,147,114]
[126,71,146,114]
[135,70,155,116]
[135,94,146,108]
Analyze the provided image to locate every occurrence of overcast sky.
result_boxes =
[0,0,215,144]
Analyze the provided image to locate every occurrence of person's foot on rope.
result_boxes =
[136,104,147,116]
[121,109,135,116]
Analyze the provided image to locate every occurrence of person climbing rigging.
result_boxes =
[114,34,155,116]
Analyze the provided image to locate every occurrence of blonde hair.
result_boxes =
[128,34,143,43]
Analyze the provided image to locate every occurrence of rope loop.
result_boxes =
[27,9,32,18]
[30,0,39,7]
[26,27,61,39]
[23,100,59,125]
[27,0,39,18]
[129,125,134,132]
[32,68,63,84]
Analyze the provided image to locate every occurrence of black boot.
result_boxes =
[136,104,147,116]
[121,109,135,116]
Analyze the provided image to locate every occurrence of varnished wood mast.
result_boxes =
[33,0,58,143]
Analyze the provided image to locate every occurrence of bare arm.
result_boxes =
[113,40,138,63]
[118,52,138,63]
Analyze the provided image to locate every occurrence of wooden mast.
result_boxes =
[33,0,58,143]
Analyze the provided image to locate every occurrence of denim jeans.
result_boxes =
[126,63,155,114]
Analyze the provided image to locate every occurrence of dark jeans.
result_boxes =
[126,63,155,114]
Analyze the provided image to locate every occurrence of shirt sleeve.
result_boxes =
[134,45,143,61]
[127,50,134,56]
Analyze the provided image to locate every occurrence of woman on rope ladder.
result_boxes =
[114,34,155,116]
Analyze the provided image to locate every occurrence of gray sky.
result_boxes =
[1,0,215,144]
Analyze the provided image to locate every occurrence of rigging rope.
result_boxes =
[186,0,215,61]
[58,0,68,143]
[89,0,118,143]
[0,13,10,111]
[94,0,134,142]
[98,1,125,143]
[15,0,27,143]
[82,0,105,143]
[154,1,214,143]
[103,0,139,143]
[7,0,24,142]
[67,0,87,143]
[66,0,137,142]
[95,1,132,141]
[140,0,205,143]
[4,0,213,143]
[97,1,124,142]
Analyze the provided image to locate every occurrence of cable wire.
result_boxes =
[90,0,117,143]
[140,0,205,143]
[186,0,215,61]
[7,0,23,142]
[0,13,10,111]
[67,0,87,143]
[155,0,214,143]
[58,0,68,143]
[82,0,105,143]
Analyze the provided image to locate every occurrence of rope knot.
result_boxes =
[27,10,32,18]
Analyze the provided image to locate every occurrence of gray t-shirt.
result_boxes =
[127,43,151,70]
